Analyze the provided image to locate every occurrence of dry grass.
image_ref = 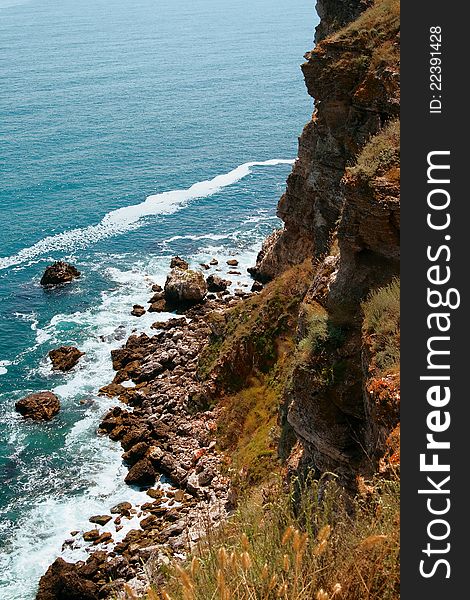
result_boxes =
[142,474,399,600]
[348,120,400,182]
[332,0,400,48]
[362,278,400,375]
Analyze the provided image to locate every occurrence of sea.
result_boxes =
[0,0,317,597]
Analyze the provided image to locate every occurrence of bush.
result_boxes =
[362,278,400,374]
[348,120,400,182]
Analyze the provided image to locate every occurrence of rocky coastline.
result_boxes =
[36,260,257,599]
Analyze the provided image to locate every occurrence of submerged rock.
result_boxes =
[164,268,207,307]
[15,392,60,421]
[40,261,81,287]
[49,346,84,371]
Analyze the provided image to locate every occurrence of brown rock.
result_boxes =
[170,256,189,270]
[89,515,112,526]
[226,259,239,266]
[148,299,167,313]
[49,346,84,371]
[164,268,207,307]
[36,557,99,600]
[110,502,132,515]
[83,529,100,542]
[40,261,81,287]
[15,392,60,421]
[131,305,146,317]
[93,532,113,546]
[206,274,230,293]
[124,458,156,486]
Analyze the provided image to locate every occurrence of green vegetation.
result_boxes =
[348,119,400,181]
[362,278,400,375]
[147,474,399,600]
[198,262,313,390]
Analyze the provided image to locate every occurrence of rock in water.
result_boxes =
[206,274,230,292]
[164,268,207,307]
[49,346,84,371]
[15,392,60,421]
[40,261,81,287]
[131,305,146,317]
[36,557,99,600]
[170,256,189,270]
[124,457,156,486]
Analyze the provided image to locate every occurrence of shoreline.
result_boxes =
[35,259,258,599]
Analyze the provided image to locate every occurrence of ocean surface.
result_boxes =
[0,0,317,597]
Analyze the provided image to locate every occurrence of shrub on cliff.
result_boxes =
[362,277,400,375]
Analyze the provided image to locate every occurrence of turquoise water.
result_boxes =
[0,0,317,596]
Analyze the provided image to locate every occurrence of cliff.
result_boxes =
[246,0,400,483]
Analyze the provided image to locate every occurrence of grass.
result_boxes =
[217,377,282,488]
[198,262,313,391]
[362,278,400,375]
[332,0,400,48]
[142,473,399,600]
[347,120,400,182]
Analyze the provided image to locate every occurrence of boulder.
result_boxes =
[206,274,230,293]
[110,502,132,515]
[49,346,84,371]
[89,515,112,526]
[164,268,207,307]
[40,262,81,287]
[251,280,264,292]
[226,259,239,266]
[209,258,218,265]
[36,557,99,600]
[170,256,189,270]
[131,305,146,317]
[124,458,156,486]
[15,392,60,421]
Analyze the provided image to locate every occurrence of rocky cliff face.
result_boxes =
[250,0,400,484]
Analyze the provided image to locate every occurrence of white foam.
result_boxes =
[0,160,293,271]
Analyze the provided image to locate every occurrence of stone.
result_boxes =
[89,515,112,526]
[124,458,156,486]
[110,502,132,515]
[15,392,60,421]
[49,346,84,371]
[83,529,101,542]
[36,557,99,600]
[151,284,163,293]
[251,280,264,292]
[206,274,230,293]
[131,305,146,317]
[226,259,239,266]
[93,532,113,546]
[164,268,207,307]
[170,256,189,270]
[40,261,81,287]
[148,299,167,313]
[209,258,218,265]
